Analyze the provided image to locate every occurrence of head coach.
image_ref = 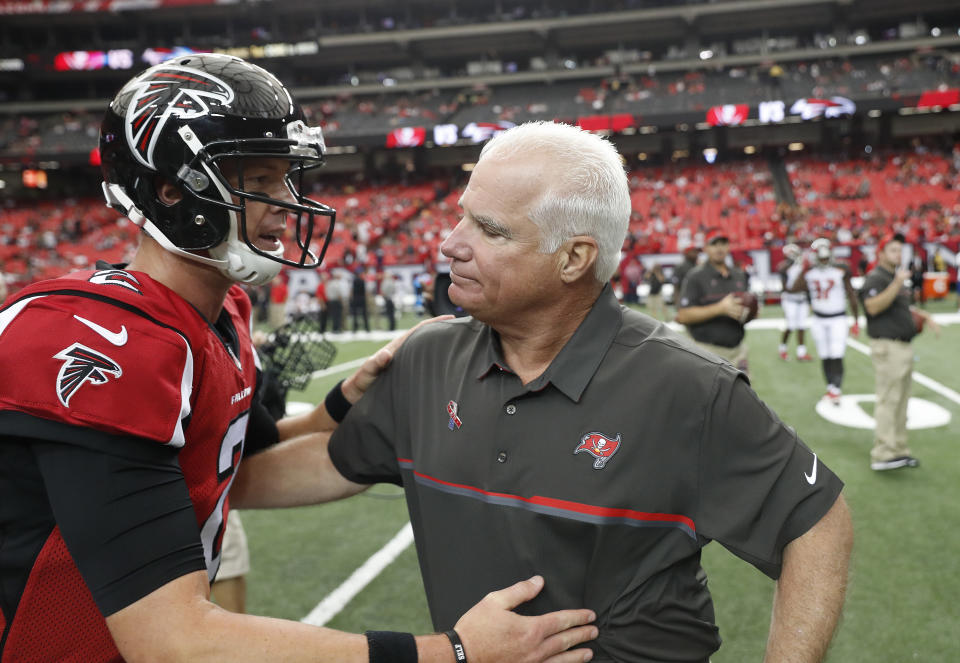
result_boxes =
[235,121,853,663]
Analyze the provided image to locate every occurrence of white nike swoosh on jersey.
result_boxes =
[73,315,128,346]
[804,452,818,485]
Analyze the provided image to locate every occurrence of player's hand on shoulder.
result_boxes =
[454,576,597,663]
[341,315,454,402]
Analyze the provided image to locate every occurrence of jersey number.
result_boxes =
[199,411,248,582]
[810,279,836,301]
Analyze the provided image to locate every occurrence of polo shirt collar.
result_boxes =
[704,261,731,279]
[475,284,623,402]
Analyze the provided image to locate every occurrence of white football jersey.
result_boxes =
[804,263,848,316]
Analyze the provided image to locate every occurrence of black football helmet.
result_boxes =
[100,53,335,285]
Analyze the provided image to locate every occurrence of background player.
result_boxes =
[792,238,860,403]
[777,243,812,361]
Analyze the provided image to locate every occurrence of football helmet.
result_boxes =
[99,53,335,285]
[811,237,831,263]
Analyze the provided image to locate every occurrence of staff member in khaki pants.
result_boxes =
[860,233,940,471]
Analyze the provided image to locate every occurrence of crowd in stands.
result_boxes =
[0,197,138,288]
[5,51,958,158]
[625,161,779,255]
[3,145,960,301]
[0,113,99,160]
[785,146,960,248]
[305,177,448,268]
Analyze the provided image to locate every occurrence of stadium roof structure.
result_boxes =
[2,0,959,102]
[1,0,959,168]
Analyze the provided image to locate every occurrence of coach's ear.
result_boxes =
[557,236,599,284]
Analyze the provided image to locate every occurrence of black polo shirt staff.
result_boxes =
[860,265,916,341]
[678,262,749,348]
[328,286,843,663]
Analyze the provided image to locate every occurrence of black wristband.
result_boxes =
[444,629,467,662]
[365,631,417,663]
[324,379,353,423]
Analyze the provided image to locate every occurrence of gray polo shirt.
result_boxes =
[678,262,748,348]
[329,286,843,663]
[860,266,916,341]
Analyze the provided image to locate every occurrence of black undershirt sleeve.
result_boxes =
[244,398,281,457]
[242,366,281,457]
[31,434,206,617]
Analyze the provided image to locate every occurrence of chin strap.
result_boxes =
[209,238,284,286]
[104,180,284,284]
[102,181,146,227]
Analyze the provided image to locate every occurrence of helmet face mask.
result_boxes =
[226,155,334,270]
[100,54,335,285]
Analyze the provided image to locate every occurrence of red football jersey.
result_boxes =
[0,267,259,662]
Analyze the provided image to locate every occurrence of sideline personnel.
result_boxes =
[675,230,752,374]
[860,232,940,471]
[236,122,854,663]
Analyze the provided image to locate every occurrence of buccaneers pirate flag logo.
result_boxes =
[54,343,122,407]
[121,64,235,169]
[574,432,622,470]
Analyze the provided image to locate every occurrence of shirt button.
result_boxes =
[497,451,508,463]
[505,403,517,415]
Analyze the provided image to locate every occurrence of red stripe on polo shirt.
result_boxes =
[402,461,696,534]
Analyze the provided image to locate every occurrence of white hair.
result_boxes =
[478,121,630,283]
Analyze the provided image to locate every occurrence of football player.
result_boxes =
[0,54,596,663]
[776,243,812,361]
[791,238,860,403]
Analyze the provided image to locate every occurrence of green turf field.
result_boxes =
[241,301,960,661]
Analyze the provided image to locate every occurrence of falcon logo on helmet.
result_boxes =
[54,343,123,407]
[99,54,337,287]
[124,66,235,170]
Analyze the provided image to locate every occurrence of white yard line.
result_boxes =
[845,337,960,406]
[742,311,960,331]
[300,353,414,626]
[301,522,415,626]
[310,356,366,379]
